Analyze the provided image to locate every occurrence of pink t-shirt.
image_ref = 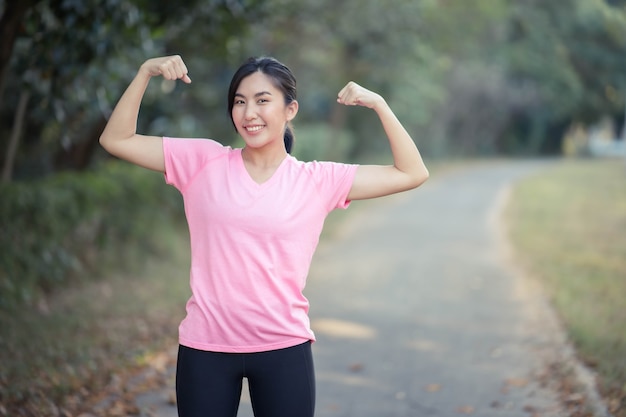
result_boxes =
[163,137,358,353]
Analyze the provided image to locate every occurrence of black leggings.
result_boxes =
[176,341,315,417]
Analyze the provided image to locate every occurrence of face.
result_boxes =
[231,71,298,152]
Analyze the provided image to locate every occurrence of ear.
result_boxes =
[285,100,299,121]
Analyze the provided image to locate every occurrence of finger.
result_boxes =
[179,59,189,74]
[159,62,176,80]
[176,62,191,83]
[174,67,185,80]
[173,58,191,83]
[337,94,354,105]
[167,57,184,80]
[343,92,359,106]
[337,92,354,105]
[337,82,356,102]
[337,83,350,98]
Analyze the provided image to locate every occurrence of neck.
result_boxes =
[241,145,287,169]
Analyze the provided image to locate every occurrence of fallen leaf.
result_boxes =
[608,398,621,414]
[564,393,585,404]
[167,390,177,405]
[425,383,442,392]
[348,363,364,372]
[325,403,341,411]
[456,405,475,414]
[505,377,529,388]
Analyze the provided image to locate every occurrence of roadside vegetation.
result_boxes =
[0,218,191,417]
[506,157,626,417]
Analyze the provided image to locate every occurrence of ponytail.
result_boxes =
[284,124,294,154]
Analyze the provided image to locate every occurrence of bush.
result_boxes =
[0,161,183,309]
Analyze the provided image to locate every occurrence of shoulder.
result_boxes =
[163,138,237,188]
[299,159,358,174]
[288,158,358,183]
[163,137,236,162]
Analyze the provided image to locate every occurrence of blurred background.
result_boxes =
[1,0,625,180]
[1,0,625,416]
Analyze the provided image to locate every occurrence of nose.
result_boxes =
[244,104,257,120]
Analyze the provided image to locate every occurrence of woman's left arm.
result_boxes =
[337,82,429,201]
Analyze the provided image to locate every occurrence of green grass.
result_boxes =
[506,158,626,411]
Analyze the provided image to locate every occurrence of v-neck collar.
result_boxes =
[236,148,289,189]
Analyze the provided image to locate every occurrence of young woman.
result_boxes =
[99,55,428,417]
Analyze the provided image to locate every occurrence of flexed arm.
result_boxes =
[99,56,191,172]
[337,82,429,200]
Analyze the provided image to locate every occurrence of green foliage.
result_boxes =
[503,0,626,122]
[0,162,183,309]
[0,0,269,178]
[291,123,355,162]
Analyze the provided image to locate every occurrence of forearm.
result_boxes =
[99,68,152,147]
[373,100,429,181]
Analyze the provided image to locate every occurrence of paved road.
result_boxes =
[134,160,576,417]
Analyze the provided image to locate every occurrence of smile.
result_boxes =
[245,125,265,132]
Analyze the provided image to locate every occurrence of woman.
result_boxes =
[99,55,428,417]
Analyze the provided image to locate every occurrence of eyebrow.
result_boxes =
[234,91,273,99]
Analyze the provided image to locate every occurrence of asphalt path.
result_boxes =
[133,159,582,417]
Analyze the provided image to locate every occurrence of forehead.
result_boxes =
[236,71,280,96]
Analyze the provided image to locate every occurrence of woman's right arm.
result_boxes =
[99,56,191,172]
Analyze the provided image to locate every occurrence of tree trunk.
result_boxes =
[2,90,30,183]
[53,116,108,171]
[0,0,41,182]
[0,0,40,107]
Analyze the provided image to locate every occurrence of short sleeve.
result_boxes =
[163,137,229,191]
[309,161,358,212]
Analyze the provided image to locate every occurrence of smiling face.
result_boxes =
[231,71,298,152]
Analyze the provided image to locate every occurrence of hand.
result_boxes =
[140,55,191,84]
[337,81,384,109]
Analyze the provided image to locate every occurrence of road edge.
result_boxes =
[491,183,612,417]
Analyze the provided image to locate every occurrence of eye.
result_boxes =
[234,99,245,105]
[257,98,269,104]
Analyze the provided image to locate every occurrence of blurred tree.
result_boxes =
[399,0,626,156]
[501,0,626,153]
[0,0,42,182]
[0,0,267,181]
[405,0,516,156]
[0,0,151,181]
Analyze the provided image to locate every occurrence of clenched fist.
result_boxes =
[140,55,192,84]
[337,81,384,109]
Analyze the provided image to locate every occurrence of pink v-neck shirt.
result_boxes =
[163,137,358,353]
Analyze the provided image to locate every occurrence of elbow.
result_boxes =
[409,167,429,190]
[99,132,111,151]
[99,133,121,158]
[99,131,123,155]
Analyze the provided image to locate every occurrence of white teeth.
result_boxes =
[246,125,264,132]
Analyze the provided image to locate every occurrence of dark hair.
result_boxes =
[228,57,297,154]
